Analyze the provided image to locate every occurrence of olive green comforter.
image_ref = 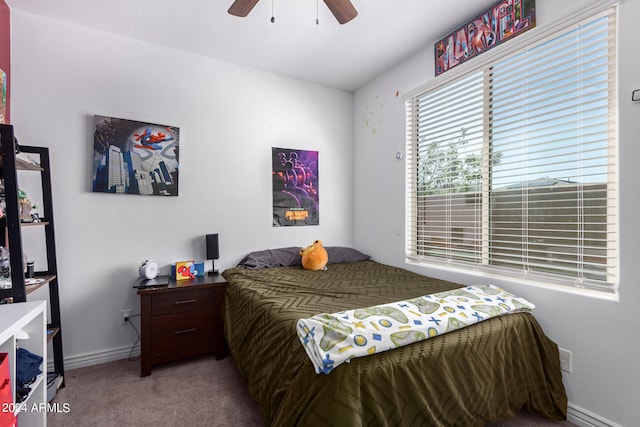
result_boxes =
[222,260,567,427]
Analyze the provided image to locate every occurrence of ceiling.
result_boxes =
[6,0,491,92]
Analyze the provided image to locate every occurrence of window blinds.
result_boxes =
[406,9,617,292]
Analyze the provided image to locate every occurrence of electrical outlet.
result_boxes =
[559,348,572,373]
[120,309,132,324]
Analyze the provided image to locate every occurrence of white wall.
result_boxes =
[353,0,640,425]
[9,11,353,367]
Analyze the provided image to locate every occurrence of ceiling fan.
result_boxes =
[228,0,358,25]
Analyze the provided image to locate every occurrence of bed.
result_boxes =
[222,247,567,427]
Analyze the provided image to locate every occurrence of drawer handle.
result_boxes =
[174,299,197,305]
[175,328,196,335]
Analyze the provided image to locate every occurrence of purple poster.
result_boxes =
[272,147,319,226]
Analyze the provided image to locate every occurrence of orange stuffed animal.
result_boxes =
[300,240,328,271]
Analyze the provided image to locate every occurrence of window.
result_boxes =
[406,8,617,293]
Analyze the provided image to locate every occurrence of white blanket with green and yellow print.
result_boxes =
[296,284,535,375]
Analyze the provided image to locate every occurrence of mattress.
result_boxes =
[222,259,567,426]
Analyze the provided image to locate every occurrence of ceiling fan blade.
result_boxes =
[228,0,261,17]
[323,0,358,24]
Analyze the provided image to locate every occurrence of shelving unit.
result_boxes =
[0,300,47,427]
[0,124,65,399]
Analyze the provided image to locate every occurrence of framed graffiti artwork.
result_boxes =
[435,0,536,76]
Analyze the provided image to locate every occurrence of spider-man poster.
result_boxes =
[92,115,179,196]
[272,147,319,226]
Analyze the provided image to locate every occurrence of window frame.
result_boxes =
[405,3,619,296]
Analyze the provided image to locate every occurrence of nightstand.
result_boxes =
[135,274,227,377]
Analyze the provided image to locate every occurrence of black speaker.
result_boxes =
[205,234,219,274]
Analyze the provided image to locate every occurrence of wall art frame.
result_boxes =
[92,115,180,196]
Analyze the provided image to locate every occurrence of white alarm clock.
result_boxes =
[138,259,159,280]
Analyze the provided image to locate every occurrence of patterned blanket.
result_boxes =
[297,284,535,374]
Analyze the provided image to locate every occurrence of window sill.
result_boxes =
[405,258,619,303]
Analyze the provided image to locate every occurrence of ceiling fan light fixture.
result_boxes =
[227,0,358,25]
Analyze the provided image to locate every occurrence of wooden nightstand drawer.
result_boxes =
[137,275,227,376]
[151,288,216,315]
[150,309,216,364]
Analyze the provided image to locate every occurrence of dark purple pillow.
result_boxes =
[325,247,370,264]
[237,246,370,269]
[237,247,302,269]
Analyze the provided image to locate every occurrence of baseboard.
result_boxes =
[47,344,140,372]
[567,403,622,427]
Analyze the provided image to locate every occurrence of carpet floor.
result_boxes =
[47,355,575,427]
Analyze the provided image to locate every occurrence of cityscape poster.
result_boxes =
[92,115,180,196]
